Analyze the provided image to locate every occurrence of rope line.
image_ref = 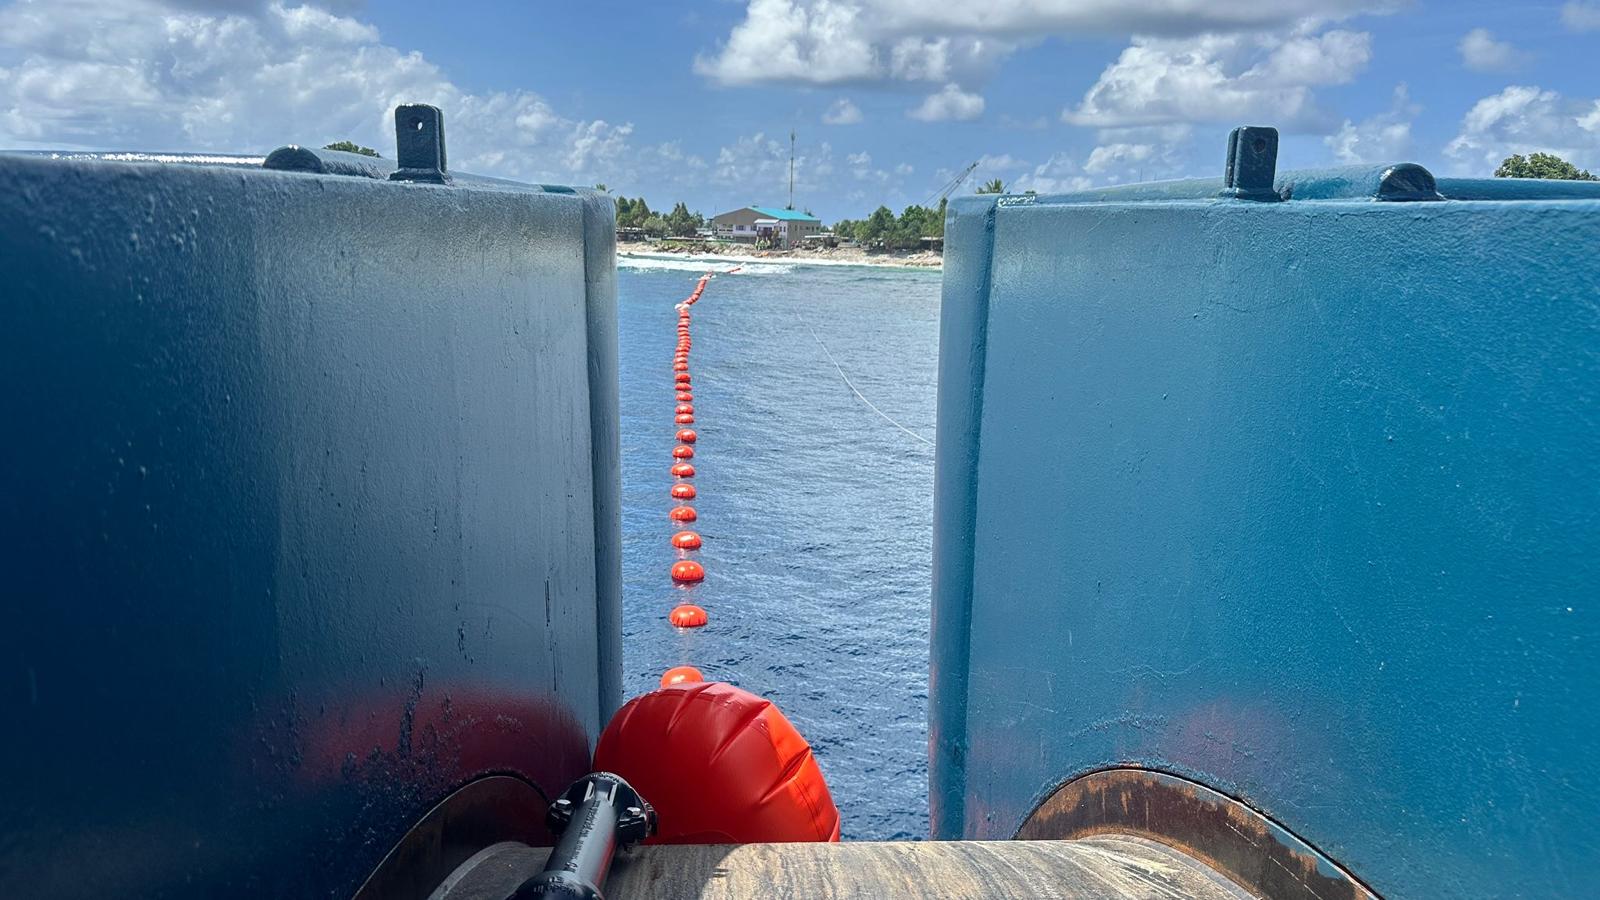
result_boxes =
[794,306,934,448]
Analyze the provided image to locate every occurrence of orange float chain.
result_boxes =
[615,270,841,844]
[666,273,716,638]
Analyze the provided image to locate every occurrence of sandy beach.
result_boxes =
[617,240,942,270]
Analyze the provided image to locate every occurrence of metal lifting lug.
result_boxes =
[1220,125,1281,202]
[510,773,656,900]
[390,103,450,184]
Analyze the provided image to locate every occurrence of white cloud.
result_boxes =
[822,97,863,124]
[711,132,836,205]
[1326,83,1418,163]
[1445,85,1600,174]
[846,149,901,184]
[1067,28,1371,133]
[894,162,913,175]
[1563,2,1600,32]
[908,83,984,122]
[696,0,1400,88]
[652,140,708,171]
[692,0,880,86]
[1458,28,1523,72]
[1009,154,1092,193]
[0,0,634,186]
[1083,142,1153,174]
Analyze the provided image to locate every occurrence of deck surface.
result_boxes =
[434,837,1256,899]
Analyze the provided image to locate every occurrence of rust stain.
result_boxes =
[1016,769,1380,900]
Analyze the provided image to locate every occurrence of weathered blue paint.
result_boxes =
[0,147,620,897]
[986,163,1444,205]
[933,168,1600,897]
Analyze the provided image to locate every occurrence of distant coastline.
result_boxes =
[617,240,942,270]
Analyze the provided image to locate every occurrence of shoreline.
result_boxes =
[616,240,942,270]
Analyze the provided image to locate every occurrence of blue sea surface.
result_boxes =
[617,257,940,841]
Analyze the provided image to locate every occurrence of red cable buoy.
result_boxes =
[672,445,694,459]
[660,666,704,687]
[670,462,695,478]
[671,560,705,583]
[671,530,702,550]
[673,362,689,372]
[675,414,694,425]
[675,373,691,384]
[671,483,697,500]
[669,506,698,522]
[668,604,708,627]
[676,392,693,402]
[676,428,697,443]
[675,404,694,416]
[594,682,841,843]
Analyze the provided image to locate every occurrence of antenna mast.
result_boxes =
[788,130,796,210]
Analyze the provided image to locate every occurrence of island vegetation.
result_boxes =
[1495,152,1595,181]
[323,140,379,157]
[611,192,706,238]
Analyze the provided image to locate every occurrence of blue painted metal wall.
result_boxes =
[933,168,1599,897]
[0,145,621,896]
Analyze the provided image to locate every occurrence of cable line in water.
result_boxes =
[793,306,934,448]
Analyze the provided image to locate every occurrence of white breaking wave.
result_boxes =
[615,252,793,276]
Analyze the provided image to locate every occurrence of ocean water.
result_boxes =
[616,257,941,841]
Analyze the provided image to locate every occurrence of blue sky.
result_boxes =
[1,1,1597,221]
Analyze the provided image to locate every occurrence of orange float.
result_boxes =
[672,445,694,459]
[594,682,841,844]
[675,414,694,425]
[660,666,704,687]
[676,428,697,443]
[675,373,691,384]
[670,560,705,583]
[675,404,694,416]
[670,483,696,500]
[673,362,689,372]
[670,530,702,550]
[670,462,695,478]
[668,604,708,627]
[669,506,697,522]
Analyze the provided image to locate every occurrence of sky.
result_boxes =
[1,0,1597,221]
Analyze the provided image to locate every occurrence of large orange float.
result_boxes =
[594,682,840,844]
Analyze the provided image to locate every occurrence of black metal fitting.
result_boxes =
[1220,126,1280,201]
[391,104,450,184]
[509,773,656,900]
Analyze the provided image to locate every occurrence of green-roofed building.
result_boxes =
[710,205,822,249]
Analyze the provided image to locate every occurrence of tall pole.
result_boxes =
[788,130,795,210]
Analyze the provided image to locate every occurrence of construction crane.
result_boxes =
[924,161,979,208]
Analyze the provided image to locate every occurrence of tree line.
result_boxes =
[1495,152,1595,180]
[607,190,707,238]
[832,200,948,250]
[829,179,1008,249]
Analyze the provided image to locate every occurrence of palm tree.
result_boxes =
[976,178,1006,194]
